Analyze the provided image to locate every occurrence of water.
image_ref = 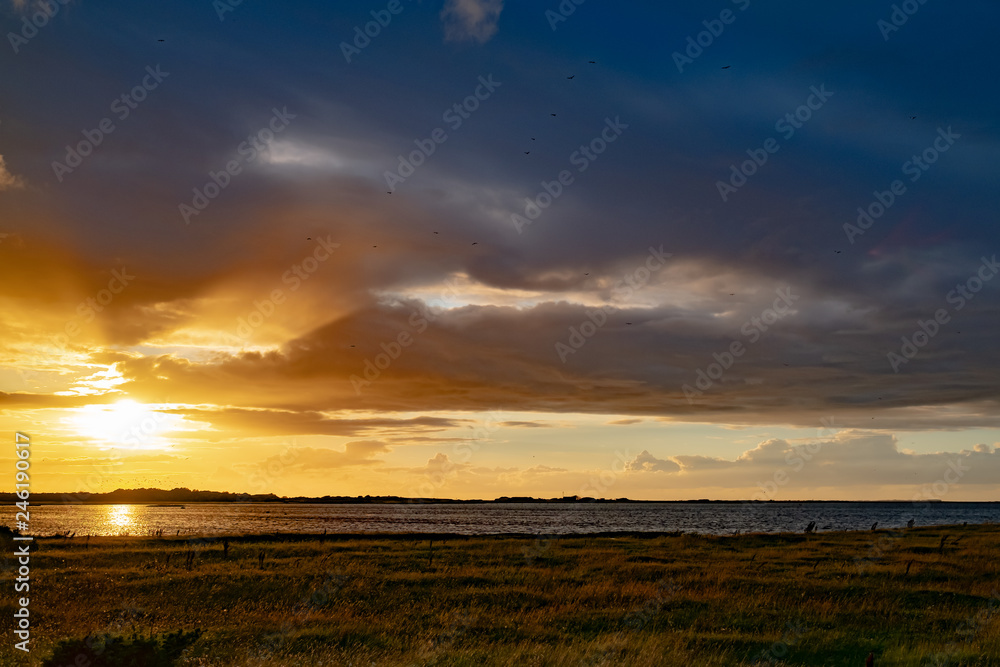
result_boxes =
[11,501,1000,537]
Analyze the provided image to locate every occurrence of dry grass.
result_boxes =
[5,523,1000,665]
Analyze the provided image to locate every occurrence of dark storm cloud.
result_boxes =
[1,0,998,427]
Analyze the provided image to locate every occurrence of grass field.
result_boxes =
[4,523,999,666]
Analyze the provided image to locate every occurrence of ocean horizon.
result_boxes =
[19,500,1000,538]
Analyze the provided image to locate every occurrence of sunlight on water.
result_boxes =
[14,502,1000,538]
[107,504,134,533]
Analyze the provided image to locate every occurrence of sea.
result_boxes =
[12,501,1000,537]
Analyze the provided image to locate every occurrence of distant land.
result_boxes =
[0,487,979,504]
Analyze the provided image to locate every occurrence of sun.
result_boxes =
[69,399,176,450]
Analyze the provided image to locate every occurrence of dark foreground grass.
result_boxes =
[4,524,999,666]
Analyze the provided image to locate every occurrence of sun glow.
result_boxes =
[68,400,178,450]
[106,504,135,533]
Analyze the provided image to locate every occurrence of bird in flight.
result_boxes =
[524,151,530,155]
[567,75,575,79]
[721,65,731,69]
[551,113,557,117]
[471,242,478,245]
[433,231,439,234]
[588,60,596,64]
[306,237,311,240]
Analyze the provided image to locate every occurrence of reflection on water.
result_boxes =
[92,503,151,536]
[13,502,1000,538]
[108,505,134,532]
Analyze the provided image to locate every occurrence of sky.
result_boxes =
[1,0,999,500]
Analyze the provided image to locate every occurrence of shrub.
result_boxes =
[41,629,202,667]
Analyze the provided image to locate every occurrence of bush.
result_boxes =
[42,629,202,667]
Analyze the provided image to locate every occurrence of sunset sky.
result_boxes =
[1,0,998,500]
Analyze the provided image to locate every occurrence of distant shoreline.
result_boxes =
[8,495,1000,505]
[15,499,1000,505]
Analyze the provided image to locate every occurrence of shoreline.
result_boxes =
[15,521,991,543]
[12,497,1000,505]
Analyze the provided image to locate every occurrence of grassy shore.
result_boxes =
[6,524,1000,666]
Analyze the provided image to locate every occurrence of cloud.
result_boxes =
[0,155,24,191]
[626,450,681,473]
[160,407,466,438]
[421,452,471,475]
[626,432,1000,493]
[259,441,390,470]
[499,420,551,428]
[440,0,503,43]
[521,464,567,474]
